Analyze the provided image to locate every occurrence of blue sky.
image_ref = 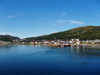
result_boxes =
[0,0,100,38]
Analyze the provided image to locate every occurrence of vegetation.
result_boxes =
[26,26,100,40]
[0,35,20,42]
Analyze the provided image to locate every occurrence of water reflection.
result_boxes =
[0,45,17,51]
[70,46,100,56]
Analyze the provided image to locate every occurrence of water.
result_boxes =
[0,45,100,75]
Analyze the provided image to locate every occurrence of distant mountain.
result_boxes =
[0,35,20,42]
[26,26,100,40]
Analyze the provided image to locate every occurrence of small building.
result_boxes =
[71,39,79,42]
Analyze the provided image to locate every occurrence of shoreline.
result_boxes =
[1,43,100,47]
[79,44,100,47]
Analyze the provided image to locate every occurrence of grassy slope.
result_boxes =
[26,26,100,40]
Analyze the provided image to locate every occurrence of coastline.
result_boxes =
[1,43,100,48]
[79,44,100,47]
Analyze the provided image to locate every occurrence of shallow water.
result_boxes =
[0,45,100,75]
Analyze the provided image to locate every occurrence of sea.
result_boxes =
[0,45,100,75]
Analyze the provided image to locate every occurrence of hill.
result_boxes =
[0,35,20,42]
[26,26,100,40]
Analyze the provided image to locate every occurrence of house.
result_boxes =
[71,39,79,42]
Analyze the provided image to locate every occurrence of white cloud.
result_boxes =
[0,32,15,35]
[51,31,58,34]
[71,20,84,25]
[56,20,84,25]
[7,15,16,18]
[56,20,69,23]
[62,13,66,16]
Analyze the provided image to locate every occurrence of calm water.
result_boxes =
[0,45,100,75]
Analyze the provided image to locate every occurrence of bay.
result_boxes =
[0,45,100,75]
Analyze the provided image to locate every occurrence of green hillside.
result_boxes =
[26,26,100,40]
[0,35,20,42]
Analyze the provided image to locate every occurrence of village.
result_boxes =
[24,39,100,47]
[1,39,100,47]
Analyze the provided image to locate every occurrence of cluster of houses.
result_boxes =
[81,39,100,44]
[26,39,100,46]
[0,41,11,45]
[0,39,100,46]
[21,39,100,45]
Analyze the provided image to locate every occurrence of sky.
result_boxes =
[0,0,100,38]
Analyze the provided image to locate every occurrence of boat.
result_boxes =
[64,44,70,47]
